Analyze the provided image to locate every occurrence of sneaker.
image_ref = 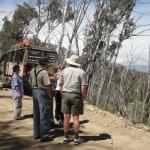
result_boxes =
[74,137,84,145]
[58,119,63,126]
[63,137,71,144]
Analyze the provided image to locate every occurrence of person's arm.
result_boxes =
[13,77,21,96]
[45,85,53,97]
[28,72,32,89]
[49,75,57,80]
[59,71,64,93]
[15,85,21,95]
[59,84,63,93]
[43,71,53,97]
[49,72,57,80]
[80,71,88,101]
[81,85,87,100]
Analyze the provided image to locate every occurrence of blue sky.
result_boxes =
[117,1,150,65]
[1,0,150,65]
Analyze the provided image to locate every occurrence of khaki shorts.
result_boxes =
[61,92,83,115]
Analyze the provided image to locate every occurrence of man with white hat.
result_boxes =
[59,55,88,144]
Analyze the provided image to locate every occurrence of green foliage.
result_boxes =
[127,101,143,123]
[47,0,62,22]
[12,2,38,40]
[47,0,74,22]
[101,102,115,113]
[87,96,96,105]
[0,3,38,55]
[0,17,14,53]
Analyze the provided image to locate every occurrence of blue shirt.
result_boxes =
[11,72,24,99]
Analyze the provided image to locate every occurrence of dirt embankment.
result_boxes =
[0,90,150,150]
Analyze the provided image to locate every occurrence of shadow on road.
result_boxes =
[82,133,111,143]
[0,121,72,150]
[0,95,12,99]
[0,118,111,150]
[50,119,111,144]
[22,114,33,119]
[0,121,32,150]
[70,119,89,128]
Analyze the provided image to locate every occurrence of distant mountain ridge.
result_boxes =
[131,65,148,73]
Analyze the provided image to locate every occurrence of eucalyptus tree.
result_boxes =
[0,2,37,54]
[83,0,136,108]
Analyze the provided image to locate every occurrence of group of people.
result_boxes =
[11,55,88,144]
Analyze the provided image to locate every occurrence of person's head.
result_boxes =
[13,65,20,73]
[39,57,49,68]
[66,55,81,67]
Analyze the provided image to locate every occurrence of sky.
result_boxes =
[118,1,150,65]
[1,0,150,65]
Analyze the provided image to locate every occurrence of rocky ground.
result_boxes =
[0,90,150,150]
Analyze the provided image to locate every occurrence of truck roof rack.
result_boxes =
[8,44,56,53]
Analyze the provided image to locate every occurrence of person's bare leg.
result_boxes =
[73,115,80,139]
[64,114,71,138]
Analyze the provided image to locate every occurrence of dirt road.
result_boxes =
[0,90,150,150]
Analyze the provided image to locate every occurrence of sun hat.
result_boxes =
[66,55,81,67]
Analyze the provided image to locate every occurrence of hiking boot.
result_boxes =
[74,137,84,145]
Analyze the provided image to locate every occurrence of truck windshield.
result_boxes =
[7,49,25,62]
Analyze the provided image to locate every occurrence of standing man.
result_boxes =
[59,55,88,145]
[29,57,53,142]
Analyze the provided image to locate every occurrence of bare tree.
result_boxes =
[56,0,69,63]
[83,0,136,107]
[65,0,91,60]
[140,47,150,123]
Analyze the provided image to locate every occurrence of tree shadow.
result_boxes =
[80,119,89,125]
[51,128,111,144]
[70,119,89,128]
[51,127,87,138]
[0,120,112,149]
[50,119,110,143]
[23,97,33,100]
[0,121,32,150]
[82,133,112,143]
[0,121,72,150]
[52,119,89,130]
[0,95,12,99]
[22,114,33,119]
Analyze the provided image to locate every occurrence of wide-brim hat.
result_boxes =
[66,55,81,67]
[39,57,49,65]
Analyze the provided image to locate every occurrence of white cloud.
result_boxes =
[118,34,150,65]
